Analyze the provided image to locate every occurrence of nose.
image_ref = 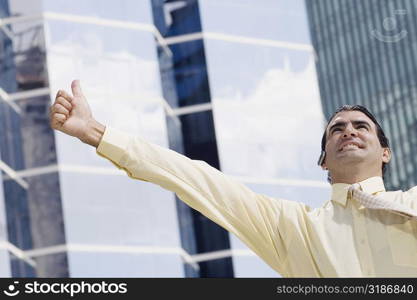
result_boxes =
[343,124,358,137]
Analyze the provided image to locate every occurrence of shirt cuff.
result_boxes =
[96,126,131,165]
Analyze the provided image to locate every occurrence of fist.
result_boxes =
[49,80,93,141]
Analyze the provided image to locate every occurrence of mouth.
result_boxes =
[338,142,363,152]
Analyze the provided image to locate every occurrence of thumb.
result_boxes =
[71,79,83,97]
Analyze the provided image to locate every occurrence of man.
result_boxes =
[50,80,417,277]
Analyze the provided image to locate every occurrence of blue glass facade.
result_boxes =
[0,0,68,277]
[42,0,185,277]
[151,0,233,277]
[17,26,69,278]
[0,0,34,277]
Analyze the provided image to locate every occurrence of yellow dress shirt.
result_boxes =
[96,127,417,277]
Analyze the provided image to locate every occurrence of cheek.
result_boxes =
[366,135,380,147]
[326,135,339,151]
[365,139,383,153]
[325,141,338,156]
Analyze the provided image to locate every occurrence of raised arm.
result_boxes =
[50,80,301,275]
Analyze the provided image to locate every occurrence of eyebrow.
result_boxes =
[328,120,372,134]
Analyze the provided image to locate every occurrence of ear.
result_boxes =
[382,147,391,163]
[318,150,326,169]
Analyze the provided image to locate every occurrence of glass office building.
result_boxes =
[306,0,417,191]
[0,0,328,277]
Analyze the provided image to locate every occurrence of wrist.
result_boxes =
[81,118,106,148]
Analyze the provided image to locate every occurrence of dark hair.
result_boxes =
[319,105,390,182]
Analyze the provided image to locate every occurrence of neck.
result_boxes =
[329,165,382,184]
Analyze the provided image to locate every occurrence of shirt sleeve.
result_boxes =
[96,126,299,274]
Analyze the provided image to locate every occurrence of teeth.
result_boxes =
[341,144,359,151]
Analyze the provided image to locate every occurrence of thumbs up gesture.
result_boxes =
[50,80,104,147]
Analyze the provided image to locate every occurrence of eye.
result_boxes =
[357,125,368,130]
[332,128,342,133]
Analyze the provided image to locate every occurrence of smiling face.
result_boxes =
[321,110,391,180]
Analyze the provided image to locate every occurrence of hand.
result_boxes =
[50,80,105,147]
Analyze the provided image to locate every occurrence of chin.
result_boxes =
[336,153,366,163]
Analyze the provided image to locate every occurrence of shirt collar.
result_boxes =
[331,176,386,207]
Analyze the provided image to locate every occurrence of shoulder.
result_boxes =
[406,185,417,195]
[397,187,417,209]
[403,186,417,200]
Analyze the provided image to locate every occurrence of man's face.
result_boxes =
[322,110,390,174]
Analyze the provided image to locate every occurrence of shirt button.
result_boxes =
[360,239,365,245]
